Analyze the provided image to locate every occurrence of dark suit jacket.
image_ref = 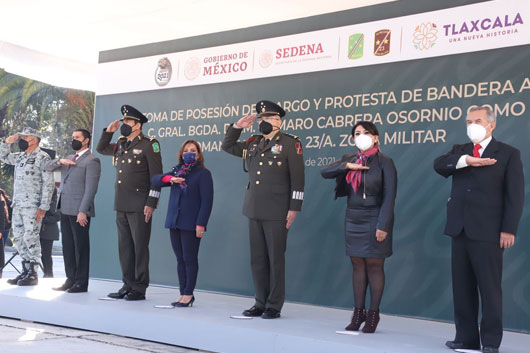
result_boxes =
[152,165,214,231]
[433,138,524,243]
[321,152,397,233]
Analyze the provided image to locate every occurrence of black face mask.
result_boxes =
[18,139,29,151]
[71,139,83,151]
[120,124,133,137]
[259,121,273,135]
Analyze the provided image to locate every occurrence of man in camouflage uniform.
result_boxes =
[97,105,163,301]
[223,100,305,319]
[0,127,54,286]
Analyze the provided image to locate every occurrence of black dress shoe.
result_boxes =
[108,287,130,299]
[482,347,499,353]
[124,290,146,301]
[53,281,73,291]
[445,340,480,350]
[261,308,281,319]
[67,284,88,293]
[242,306,264,317]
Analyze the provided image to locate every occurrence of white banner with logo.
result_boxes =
[97,0,529,95]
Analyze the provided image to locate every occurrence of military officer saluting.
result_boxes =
[223,100,305,319]
[97,105,163,301]
[0,127,54,286]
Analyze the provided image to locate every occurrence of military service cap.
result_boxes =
[18,127,41,139]
[121,105,148,124]
[255,100,286,118]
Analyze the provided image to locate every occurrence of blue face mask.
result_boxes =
[183,152,196,164]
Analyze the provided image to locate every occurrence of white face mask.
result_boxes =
[355,134,374,151]
[467,123,488,144]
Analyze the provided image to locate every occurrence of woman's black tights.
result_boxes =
[350,256,385,310]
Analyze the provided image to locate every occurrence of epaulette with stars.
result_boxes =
[283,133,300,140]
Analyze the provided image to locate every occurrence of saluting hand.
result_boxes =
[465,156,497,167]
[5,134,19,144]
[106,120,121,133]
[345,162,369,171]
[235,114,257,129]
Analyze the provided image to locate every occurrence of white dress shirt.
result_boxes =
[456,136,492,169]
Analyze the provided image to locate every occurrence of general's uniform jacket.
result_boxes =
[222,124,305,220]
[96,130,163,212]
[0,142,54,210]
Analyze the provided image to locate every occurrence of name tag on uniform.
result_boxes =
[133,149,142,155]
[271,144,283,154]
[26,158,36,164]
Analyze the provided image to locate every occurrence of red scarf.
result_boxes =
[346,145,379,193]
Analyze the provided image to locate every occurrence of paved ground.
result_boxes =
[0,249,207,353]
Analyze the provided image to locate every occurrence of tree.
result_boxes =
[0,69,95,196]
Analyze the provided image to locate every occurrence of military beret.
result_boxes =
[255,100,286,118]
[18,127,41,139]
[121,105,148,124]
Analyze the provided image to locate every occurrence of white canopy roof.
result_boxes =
[0,0,393,91]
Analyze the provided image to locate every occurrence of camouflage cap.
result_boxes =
[18,127,41,139]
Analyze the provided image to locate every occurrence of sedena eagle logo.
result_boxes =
[155,57,172,86]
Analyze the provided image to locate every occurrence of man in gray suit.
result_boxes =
[44,129,101,293]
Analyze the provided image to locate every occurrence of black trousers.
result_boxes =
[116,211,151,294]
[61,214,91,287]
[248,218,288,312]
[169,228,201,295]
[0,232,4,272]
[40,238,54,277]
[451,232,504,348]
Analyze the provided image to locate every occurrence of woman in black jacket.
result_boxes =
[321,121,397,334]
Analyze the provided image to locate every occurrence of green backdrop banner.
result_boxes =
[91,3,530,333]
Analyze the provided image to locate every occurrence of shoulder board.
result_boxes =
[283,133,300,140]
[118,136,126,140]
[149,137,159,143]
[247,135,261,143]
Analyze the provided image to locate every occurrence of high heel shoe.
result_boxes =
[345,307,366,331]
[362,309,380,333]
[175,295,195,307]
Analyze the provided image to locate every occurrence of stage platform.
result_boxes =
[0,277,528,353]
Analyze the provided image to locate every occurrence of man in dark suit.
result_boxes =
[45,129,101,293]
[434,106,524,353]
[223,100,305,319]
[97,105,163,301]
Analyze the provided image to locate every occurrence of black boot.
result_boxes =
[17,261,39,286]
[345,307,366,331]
[7,260,28,285]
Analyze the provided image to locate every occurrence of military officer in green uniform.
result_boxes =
[223,100,305,319]
[96,105,163,301]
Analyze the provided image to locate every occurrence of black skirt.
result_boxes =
[344,207,392,258]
